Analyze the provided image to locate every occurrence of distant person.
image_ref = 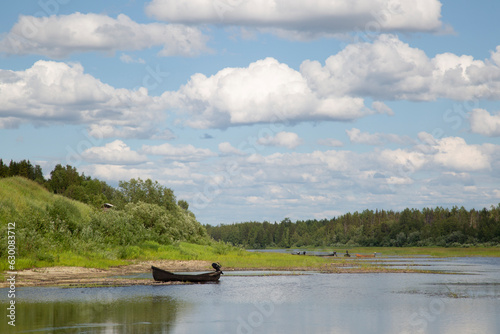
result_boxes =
[344,250,350,257]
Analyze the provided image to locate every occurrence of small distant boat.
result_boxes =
[152,266,221,283]
[355,253,377,258]
[315,252,337,257]
[291,251,307,255]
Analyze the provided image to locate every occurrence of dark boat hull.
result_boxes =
[151,266,221,282]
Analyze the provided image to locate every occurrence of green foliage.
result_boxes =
[206,206,500,248]
[178,199,189,210]
[0,175,209,269]
[119,246,143,259]
[212,241,235,255]
[117,178,176,211]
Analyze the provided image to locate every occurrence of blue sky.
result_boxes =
[1,0,500,225]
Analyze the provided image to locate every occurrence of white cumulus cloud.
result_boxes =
[166,57,382,128]
[218,142,246,156]
[417,132,491,171]
[301,34,500,101]
[0,60,166,137]
[81,140,148,164]
[469,108,500,137]
[146,0,444,39]
[0,13,209,58]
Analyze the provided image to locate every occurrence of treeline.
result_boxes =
[0,159,44,183]
[206,207,500,248]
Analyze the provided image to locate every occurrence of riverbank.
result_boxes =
[3,246,498,288]
[1,260,211,288]
[1,256,452,288]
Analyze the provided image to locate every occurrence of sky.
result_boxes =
[1,0,500,226]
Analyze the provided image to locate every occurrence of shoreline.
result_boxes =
[1,258,447,288]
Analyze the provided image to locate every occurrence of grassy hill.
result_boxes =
[0,177,218,270]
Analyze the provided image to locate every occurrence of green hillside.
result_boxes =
[0,177,212,270]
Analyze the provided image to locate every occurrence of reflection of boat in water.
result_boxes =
[152,266,221,283]
[355,253,376,258]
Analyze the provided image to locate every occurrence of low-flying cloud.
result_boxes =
[146,0,444,39]
[417,133,491,171]
[469,108,500,137]
[81,140,147,165]
[0,13,210,58]
[218,142,246,156]
[0,60,166,137]
[301,34,500,101]
[166,57,385,128]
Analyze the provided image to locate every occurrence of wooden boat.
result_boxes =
[355,253,376,258]
[151,266,221,283]
[315,252,338,257]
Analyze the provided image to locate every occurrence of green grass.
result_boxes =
[0,177,92,218]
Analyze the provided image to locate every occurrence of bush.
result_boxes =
[46,198,82,234]
[36,253,55,263]
[213,241,234,255]
[141,240,161,251]
[119,246,142,259]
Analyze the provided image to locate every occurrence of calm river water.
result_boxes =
[1,257,499,333]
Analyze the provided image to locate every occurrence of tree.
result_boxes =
[178,200,189,210]
[48,164,82,194]
[0,159,9,177]
[118,178,177,211]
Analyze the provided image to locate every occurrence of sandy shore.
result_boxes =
[2,260,215,288]
[1,259,428,288]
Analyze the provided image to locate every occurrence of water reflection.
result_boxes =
[1,257,499,333]
[0,292,186,333]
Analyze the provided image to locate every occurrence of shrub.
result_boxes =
[141,240,161,251]
[119,246,142,259]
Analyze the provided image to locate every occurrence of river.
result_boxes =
[1,257,499,333]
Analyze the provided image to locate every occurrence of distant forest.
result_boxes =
[206,207,500,248]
